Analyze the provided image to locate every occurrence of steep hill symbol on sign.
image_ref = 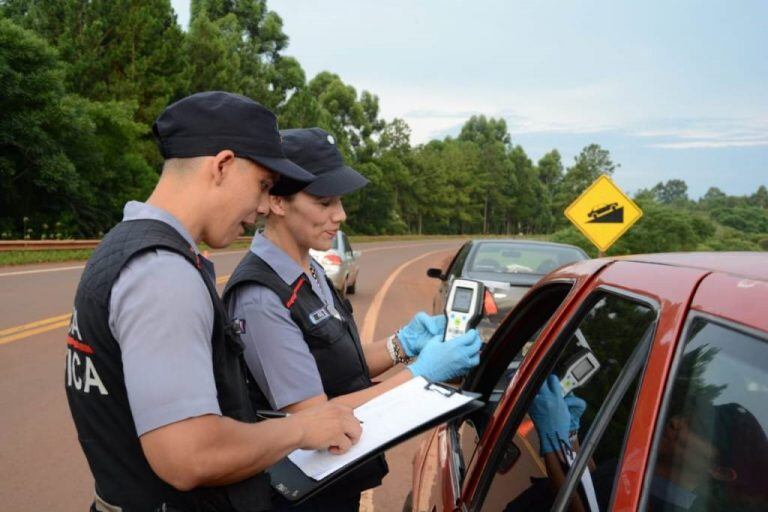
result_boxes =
[587,202,624,223]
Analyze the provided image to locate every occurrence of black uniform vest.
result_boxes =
[223,251,389,498]
[65,219,271,512]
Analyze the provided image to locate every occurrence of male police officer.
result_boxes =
[65,92,362,512]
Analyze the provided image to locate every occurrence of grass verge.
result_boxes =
[0,234,553,267]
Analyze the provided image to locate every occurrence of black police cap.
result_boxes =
[152,91,315,184]
[269,128,369,196]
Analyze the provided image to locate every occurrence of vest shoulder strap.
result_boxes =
[79,219,200,305]
[224,251,305,306]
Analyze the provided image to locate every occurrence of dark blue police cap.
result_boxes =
[152,91,315,184]
[269,128,369,196]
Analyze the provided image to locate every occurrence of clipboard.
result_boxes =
[267,379,483,504]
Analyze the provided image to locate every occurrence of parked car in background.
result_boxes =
[310,230,361,297]
[409,252,768,512]
[427,240,588,339]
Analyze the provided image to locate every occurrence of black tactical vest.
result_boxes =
[65,219,271,512]
[223,251,388,498]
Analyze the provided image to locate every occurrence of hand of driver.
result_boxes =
[529,374,572,455]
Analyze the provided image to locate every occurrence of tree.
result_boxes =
[554,144,618,223]
[3,0,189,124]
[0,18,155,237]
[458,116,512,233]
[649,179,689,205]
[185,12,241,93]
[537,150,564,188]
[192,0,305,110]
[750,185,768,209]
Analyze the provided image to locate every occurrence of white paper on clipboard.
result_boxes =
[287,376,475,480]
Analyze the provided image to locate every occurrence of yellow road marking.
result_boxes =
[0,313,72,337]
[0,274,233,346]
[0,317,71,345]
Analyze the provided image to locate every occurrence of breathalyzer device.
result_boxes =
[444,279,485,341]
[560,348,600,395]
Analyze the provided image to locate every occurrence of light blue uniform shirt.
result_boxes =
[227,234,338,410]
[109,201,221,435]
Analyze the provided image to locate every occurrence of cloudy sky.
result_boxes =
[171,0,767,198]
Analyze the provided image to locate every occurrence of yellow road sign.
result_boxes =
[564,175,643,252]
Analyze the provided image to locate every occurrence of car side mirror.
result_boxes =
[427,268,445,280]
[352,250,361,259]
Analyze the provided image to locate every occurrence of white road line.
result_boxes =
[0,264,86,277]
[359,249,448,343]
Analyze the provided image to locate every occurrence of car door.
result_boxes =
[632,272,768,512]
[341,232,358,283]
[451,260,710,512]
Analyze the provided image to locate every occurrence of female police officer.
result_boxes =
[223,127,482,511]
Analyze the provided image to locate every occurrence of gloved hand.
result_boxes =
[398,312,447,357]
[529,374,571,455]
[407,329,481,382]
[564,393,586,432]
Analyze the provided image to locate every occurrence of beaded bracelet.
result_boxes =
[386,334,411,365]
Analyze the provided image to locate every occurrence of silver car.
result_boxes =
[309,231,361,297]
[427,239,588,340]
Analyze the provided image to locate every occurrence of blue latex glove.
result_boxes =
[408,329,481,382]
[398,312,447,357]
[529,375,571,455]
[564,393,586,432]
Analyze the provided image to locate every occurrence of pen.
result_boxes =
[255,409,289,419]
[256,409,364,424]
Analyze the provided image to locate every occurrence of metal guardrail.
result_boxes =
[0,237,253,252]
[0,240,101,251]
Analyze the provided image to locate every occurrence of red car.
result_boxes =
[409,252,768,512]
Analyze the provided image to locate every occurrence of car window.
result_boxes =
[343,233,353,255]
[643,317,768,512]
[331,232,340,251]
[555,372,644,512]
[477,291,656,512]
[467,242,585,276]
[455,283,574,482]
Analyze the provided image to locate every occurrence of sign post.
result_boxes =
[564,175,643,254]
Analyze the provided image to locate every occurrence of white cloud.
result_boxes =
[635,118,768,149]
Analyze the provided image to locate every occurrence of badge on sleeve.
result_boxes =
[309,307,331,325]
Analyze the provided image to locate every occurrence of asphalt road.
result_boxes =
[0,238,465,511]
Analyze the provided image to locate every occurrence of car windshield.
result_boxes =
[467,242,584,276]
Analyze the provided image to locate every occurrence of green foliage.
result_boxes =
[553,143,618,222]
[551,228,599,257]
[709,206,768,233]
[3,0,189,124]
[0,0,764,251]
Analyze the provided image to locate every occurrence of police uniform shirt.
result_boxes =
[108,201,221,435]
[228,233,338,410]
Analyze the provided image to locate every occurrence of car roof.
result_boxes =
[620,252,768,281]
[554,252,768,282]
[468,238,589,253]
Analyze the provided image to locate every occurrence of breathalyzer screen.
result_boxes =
[572,358,595,381]
[452,287,474,313]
